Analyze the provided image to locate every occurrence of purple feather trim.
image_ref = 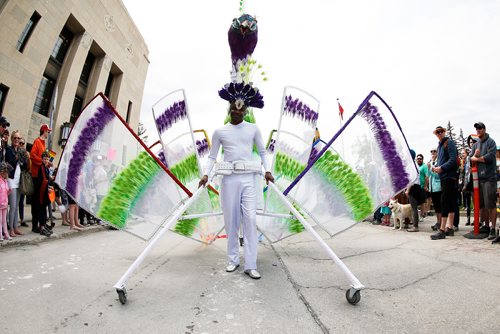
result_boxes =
[196,139,209,157]
[155,100,187,134]
[308,146,320,165]
[157,150,168,168]
[359,102,410,191]
[66,103,115,196]
[218,82,264,109]
[283,95,318,127]
[267,138,276,154]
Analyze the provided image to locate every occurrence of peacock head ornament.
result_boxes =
[228,14,258,65]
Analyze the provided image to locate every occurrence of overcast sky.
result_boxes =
[123,0,500,161]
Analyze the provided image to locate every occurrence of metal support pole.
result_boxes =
[113,186,206,290]
[267,182,364,290]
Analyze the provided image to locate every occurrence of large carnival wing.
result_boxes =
[281,91,418,238]
[257,86,319,242]
[151,89,224,244]
[55,93,193,241]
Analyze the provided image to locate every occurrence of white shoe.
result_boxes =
[244,269,261,279]
[226,264,240,272]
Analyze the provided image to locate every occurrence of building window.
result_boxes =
[50,27,74,65]
[126,101,132,124]
[70,95,84,124]
[33,75,55,117]
[0,84,9,116]
[16,11,41,52]
[104,72,114,99]
[80,52,95,85]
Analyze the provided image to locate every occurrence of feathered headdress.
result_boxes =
[218,82,264,109]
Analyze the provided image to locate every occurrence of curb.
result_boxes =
[0,225,108,249]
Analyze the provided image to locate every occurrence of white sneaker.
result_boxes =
[244,269,261,279]
[225,264,240,272]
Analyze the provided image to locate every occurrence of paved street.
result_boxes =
[0,215,499,334]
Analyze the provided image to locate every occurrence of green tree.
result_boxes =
[138,122,148,144]
[446,121,458,144]
[456,128,467,154]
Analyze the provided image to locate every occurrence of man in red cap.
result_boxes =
[30,124,52,235]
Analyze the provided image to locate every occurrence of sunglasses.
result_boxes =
[430,150,437,153]
[435,130,444,134]
[19,142,25,145]
[14,137,21,140]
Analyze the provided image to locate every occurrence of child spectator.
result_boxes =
[53,181,70,226]
[37,151,53,237]
[0,162,12,240]
[380,201,392,226]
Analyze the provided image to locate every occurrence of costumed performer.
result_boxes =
[199,83,274,280]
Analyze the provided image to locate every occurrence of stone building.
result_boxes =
[0,0,149,155]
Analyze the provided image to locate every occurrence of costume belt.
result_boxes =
[214,160,262,175]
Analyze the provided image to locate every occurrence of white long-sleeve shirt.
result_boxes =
[204,121,270,176]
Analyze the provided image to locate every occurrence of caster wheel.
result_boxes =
[117,288,127,305]
[239,237,244,247]
[345,288,361,305]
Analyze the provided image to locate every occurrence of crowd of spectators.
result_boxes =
[373,121,499,244]
[0,120,101,242]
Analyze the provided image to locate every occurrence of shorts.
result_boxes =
[431,191,442,214]
[440,178,458,217]
[479,179,496,209]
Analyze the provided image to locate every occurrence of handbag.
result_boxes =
[20,170,34,196]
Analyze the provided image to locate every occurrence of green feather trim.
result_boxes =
[170,153,199,184]
[313,150,373,221]
[274,150,374,222]
[97,151,161,228]
[286,202,305,233]
[207,187,220,210]
[174,217,199,236]
[274,152,305,180]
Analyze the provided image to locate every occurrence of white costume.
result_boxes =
[204,121,270,270]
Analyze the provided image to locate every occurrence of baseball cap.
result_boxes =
[433,126,446,134]
[473,122,485,129]
[0,116,10,127]
[40,124,52,132]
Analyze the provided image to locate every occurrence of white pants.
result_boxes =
[220,173,258,270]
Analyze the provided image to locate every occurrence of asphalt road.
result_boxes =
[0,217,499,333]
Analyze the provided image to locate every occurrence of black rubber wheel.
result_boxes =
[346,289,361,305]
[239,237,244,247]
[117,288,127,305]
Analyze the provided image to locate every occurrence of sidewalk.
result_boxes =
[0,204,106,249]
[1,206,486,249]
